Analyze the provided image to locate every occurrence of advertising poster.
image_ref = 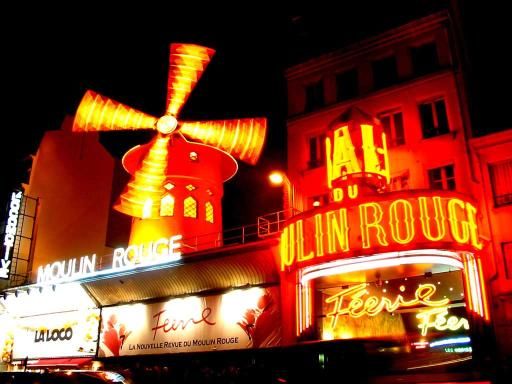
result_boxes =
[99,287,281,357]
[12,309,100,360]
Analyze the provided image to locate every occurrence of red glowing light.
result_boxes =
[280,191,483,272]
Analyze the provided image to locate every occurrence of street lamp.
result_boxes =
[268,170,295,218]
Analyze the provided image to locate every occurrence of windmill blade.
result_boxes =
[114,135,170,219]
[180,118,267,165]
[166,44,215,117]
[73,90,158,132]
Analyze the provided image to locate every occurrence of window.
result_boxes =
[411,42,440,76]
[372,56,398,90]
[205,201,214,223]
[184,196,197,218]
[419,98,450,138]
[308,194,329,209]
[502,242,512,279]
[160,194,175,216]
[428,165,455,190]
[336,69,358,102]
[489,160,512,206]
[378,110,405,146]
[389,170,410,192]
[308,134,326,169]
[304,80,324,112]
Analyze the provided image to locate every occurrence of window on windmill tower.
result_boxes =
[205,201,214,223]
[184,196,198,218]
[160,194,175,216]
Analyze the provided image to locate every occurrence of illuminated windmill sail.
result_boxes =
[73,43,267,220]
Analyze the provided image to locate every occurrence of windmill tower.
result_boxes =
[73,44,267,252]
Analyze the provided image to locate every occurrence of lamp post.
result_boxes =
[269,171,295,219]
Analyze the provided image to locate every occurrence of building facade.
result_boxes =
[0,12,510,383]
[285,10,511,377]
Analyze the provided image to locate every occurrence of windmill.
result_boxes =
[73,43,267,250]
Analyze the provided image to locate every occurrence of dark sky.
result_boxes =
[2,3,510,228]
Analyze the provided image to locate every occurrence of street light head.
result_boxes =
[269,171,285,186]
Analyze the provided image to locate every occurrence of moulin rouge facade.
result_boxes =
[0,10,511,380]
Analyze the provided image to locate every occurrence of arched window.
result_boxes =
[205,201,214,223]
[142,198,153,219]
[160,194,175,216]
[184,196,197,218]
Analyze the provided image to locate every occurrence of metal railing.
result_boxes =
[95,209,299,271]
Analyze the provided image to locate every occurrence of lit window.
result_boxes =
[389,170,410,191]
[163,182,174,191]
[489,160,512,206]
[308,134,326,169]
[190,152,198,161]
[205,202,214,223]
[184,196,197,218]
[186,184,197,191]
[304,80,324,112]
[160,194,174,217]
[428,165,455,190]
[419,98,449,138]
[378,110,405,146]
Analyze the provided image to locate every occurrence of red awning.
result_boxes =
[25,357,92,368]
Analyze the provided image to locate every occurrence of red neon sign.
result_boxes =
[280,190,483,272]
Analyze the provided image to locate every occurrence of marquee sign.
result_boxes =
[280,190,482,272]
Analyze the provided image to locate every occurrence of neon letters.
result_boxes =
[1,191,22,279]
[112,235,182,270]
[37,235,183,284]
[325,283,448,328]
[416,307,469,336]
[280,192,483,271]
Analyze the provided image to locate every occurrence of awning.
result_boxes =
[23,357,92,368]
[82,238,280,306]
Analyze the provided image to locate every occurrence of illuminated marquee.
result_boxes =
[37,235,182,284]
[280,191,482,271]
[325,108,390,200]
[1,191,23,279]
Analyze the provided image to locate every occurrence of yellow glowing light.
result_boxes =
[312,200,321,207]
[269,171,285,186]
[181,118,267,165]
[156,115,178,134]
[72,90,158,132]
[115,136,170,219]
[416,307,469,336]
[166,44,215,117]
[325,283,449,328]
[221,287,263,324]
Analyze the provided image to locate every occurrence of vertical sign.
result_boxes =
[1,191,22,279]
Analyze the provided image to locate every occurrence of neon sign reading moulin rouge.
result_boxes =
[37,235,182,283]
[325,283,469,337]
[280,191,482,271]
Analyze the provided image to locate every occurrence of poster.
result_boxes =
[12,309,100,359]
[99,287,281,356]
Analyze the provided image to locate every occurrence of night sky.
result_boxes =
[2,4,510,229]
